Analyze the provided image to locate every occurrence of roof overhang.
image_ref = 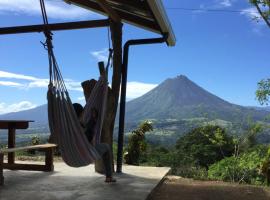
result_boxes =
[64,0,176,46]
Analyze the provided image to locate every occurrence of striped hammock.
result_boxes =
[40,0,108,167]
[47,73,108,167]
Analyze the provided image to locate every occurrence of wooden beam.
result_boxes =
[0,120,31,129]
[3,163,52,171]
[0,153,3,186]
[0,19,110,35]
[67,0,159,31]
[97,0,120,22]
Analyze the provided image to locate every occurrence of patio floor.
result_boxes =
[0,161,169,200]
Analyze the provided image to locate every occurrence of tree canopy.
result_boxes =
[250,0,270,28]
[175,125,234,168]
[256,79,270,105]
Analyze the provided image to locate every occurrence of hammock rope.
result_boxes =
[39,0,110,167]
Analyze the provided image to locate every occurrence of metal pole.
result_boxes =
[116,34,168,173]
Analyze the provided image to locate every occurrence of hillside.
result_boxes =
[0,104,49,143]
[125,75,269,123]
[0,104,48,125]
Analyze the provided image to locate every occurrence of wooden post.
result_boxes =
[45,148,54,172]
[8,127,15,164]
[95,20,123,174]
[82,79,98,101]
[0,153,4,186]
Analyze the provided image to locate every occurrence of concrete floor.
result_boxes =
[0,161,169,200]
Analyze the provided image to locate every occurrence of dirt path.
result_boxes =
[148,176,270,200]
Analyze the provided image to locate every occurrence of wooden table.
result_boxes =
[0,120,34,164]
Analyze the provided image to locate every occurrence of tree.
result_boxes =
[250,0,270,28]
[233,122,263,155]
[81,21,123,173]
[124,120,153,165]
[256,79,270,105]
[251,2,270,105]
[175,125,234,168]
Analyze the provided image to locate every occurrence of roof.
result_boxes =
[64,0,176,46]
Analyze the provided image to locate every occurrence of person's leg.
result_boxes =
[95,143,115,181]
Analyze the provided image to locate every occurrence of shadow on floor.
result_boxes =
[0,164,169,200]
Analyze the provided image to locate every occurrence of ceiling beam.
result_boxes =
[96,0,120,22]
[65,0,159,31]
[0,19,110,35]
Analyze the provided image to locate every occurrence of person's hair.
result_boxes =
[73,103,84,117]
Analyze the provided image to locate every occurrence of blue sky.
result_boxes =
[0,0,269,114]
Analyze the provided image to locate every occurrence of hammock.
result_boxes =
[40,0,109,167]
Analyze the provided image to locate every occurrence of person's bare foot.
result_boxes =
[105,177,116,183]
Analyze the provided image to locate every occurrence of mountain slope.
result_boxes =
[125,75,269,123]
[0,104,48,125]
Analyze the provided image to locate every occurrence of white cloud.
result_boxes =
[0,70,38,81]
[0,70,82,91]
[0,71,157,100]
[77,96,85,101]
[91,48,109,62]
[126,82,157,99]
[77,81,157,102]
[0,81,24,87]
[0,0,97,20]
[28,80,49,88]
[219,0,232,7]
[0,101,36,114]
[241,7,261,21]
[65,81,83,91]
[192,1,234,15]
[240,7,266,34]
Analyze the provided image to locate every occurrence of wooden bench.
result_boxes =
[0,143,57,186]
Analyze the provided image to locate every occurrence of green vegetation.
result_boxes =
[124,121,153,165]
[257,79,270,105]
[208,146,269,185]
[250,0,270,28]
[124,121,270,186]
[175,125,234,168]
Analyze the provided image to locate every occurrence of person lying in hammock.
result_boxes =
[73,103,116,183]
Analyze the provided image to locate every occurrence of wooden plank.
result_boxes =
[0,120,34,123]
[0,121,32,129]
[0,144,57,153]
[67,0,159,31]
[0,19,110,35]
[107,0,149,11]
[3,163,50,171]
[97,0,120,22]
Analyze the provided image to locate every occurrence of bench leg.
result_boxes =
[0,153,4,186]
[45,148,54,172]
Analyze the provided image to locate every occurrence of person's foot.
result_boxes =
[105,177,116,183]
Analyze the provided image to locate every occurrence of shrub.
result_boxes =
[176,125,234,168]
[146,146,175,167]
[124,121,153,165]
[208,145,268,185]
[27,136,41,155]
